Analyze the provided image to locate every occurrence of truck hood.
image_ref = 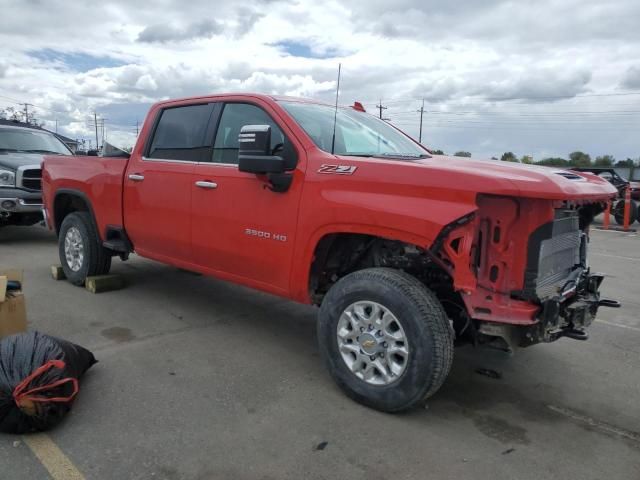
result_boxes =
[0,152,47,170]
[336,154,618,202]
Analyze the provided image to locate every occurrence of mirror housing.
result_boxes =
[238,125,285,174]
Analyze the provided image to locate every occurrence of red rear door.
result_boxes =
[124,102,215,263]
[191,101,305,294]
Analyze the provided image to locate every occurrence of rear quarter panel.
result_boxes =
[42,155,128,239]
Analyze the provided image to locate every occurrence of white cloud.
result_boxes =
[137,20,224,43]
[621,65,640,89]
[0,0,639,159]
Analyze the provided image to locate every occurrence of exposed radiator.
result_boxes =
[518,211,584,301]
[535,215,582,299]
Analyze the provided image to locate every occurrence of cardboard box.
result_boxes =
[0,269,27,339]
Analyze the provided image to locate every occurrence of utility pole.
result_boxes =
[93,112,99,151]
[417,99,425,143]
[375,99,387,119]
[20,103,34,124]
[55,119,58,134]
[135,119,139,136]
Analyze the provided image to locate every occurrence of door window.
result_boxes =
[148,104,213,162]
[213,103,294,167]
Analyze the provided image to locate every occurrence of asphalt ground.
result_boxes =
[1,220,639,480]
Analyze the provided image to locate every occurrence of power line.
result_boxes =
[391,113,640,123]
[389,121,639,131]
[488,91,640,100]
[393,119,640,127]
[362,91,640,107]
[0,94,69,116]
[387,115,640,124]
[389,109,640,116]
[0,94,25,103]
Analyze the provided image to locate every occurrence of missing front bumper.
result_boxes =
[479,272,617,350]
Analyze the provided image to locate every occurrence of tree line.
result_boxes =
[430,149,638,167]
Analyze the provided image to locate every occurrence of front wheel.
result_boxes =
[58,211,111,286]
[317,268,454,412]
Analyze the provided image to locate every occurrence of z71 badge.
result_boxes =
[318,164,357,175]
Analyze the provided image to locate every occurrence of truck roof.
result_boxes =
[153,92,336,109]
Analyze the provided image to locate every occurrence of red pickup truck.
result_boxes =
[42,93,617,412]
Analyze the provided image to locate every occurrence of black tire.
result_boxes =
[58,211,111,286]
[317,268,454,412]
[613,199,638,225]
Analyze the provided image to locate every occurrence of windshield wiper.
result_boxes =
[338,153,431,159]
[22,149,65,155]
[377,153,431,159]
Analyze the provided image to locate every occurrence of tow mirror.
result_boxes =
[238,125,285,174]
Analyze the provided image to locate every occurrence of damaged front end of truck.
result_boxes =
[432,194,620,352]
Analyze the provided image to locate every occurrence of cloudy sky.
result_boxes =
[1,0,639,160]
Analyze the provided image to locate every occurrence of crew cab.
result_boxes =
[0,123,73,228]
[42,93,618,412]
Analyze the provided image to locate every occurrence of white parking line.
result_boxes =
[590,252,640,262]
[591,228,637,235]
[547,405,640,443]
[596,319,640,333]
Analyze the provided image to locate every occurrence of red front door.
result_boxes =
[190,101,305,294]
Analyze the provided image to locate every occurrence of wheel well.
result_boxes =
[309,233,444,304]
[308,233,474,341]
[53,193,91,235]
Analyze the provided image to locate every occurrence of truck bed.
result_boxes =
[42,155,128,237]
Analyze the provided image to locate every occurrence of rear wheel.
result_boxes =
[613,199,638,225]
[317,268,454,412]
[58,212,111,286]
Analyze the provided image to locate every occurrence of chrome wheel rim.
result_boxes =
[337,301,409,386]
[64,227,84,272]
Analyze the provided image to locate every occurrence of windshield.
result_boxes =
[0,128,72,155]
[280,101,427,158]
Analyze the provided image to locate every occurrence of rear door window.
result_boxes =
[148,104,214,162]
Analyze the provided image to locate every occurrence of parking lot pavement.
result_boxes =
[1,225,639,480]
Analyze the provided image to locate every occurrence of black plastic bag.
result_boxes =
[0,331,96,434]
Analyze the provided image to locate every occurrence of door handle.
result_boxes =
[128,173,145,182]
[195,180,218,189]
